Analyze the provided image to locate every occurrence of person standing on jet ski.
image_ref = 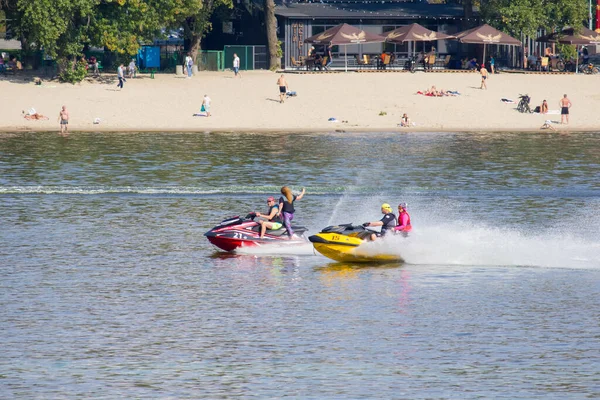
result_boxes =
[279,186,306,239]
[255,196,283,239]
[363,203,397,241]
[394,202,412,236]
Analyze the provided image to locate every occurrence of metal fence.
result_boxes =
[223,45,267,70]
[198,50,224,71]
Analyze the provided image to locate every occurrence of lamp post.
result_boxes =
[590,0,593,29]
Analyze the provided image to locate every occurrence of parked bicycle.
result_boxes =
[406,55,418,73]
[578,62,599,74]
[517,94,532,113]
[555,56,576,72]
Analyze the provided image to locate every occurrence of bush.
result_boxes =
[556,43,576,61]
[58,59,88,84]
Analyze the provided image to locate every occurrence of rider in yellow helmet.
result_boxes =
[362,203,397,241]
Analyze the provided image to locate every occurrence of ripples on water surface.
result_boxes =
[1,131,599,398]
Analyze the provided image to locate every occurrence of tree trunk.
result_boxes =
[190,34,201,66]
[462,0,473,30]
[264,0,280,70]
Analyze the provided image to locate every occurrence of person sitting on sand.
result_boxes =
[202,94,211,117]
[400,113,411,127]
[540,100,548,114]
[540,120,555,131]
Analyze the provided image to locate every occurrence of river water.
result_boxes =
[1,131,599,398]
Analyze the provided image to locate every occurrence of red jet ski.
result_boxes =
[204,213,308,252]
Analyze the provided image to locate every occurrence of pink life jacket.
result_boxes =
[395,211,412,232]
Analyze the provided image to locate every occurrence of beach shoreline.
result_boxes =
[2,70,598,133]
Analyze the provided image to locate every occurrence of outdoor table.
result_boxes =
[305,57,315,70]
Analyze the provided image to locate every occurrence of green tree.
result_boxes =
[175,0,233,63]
[13,0,189,81]
[481,0,587,37]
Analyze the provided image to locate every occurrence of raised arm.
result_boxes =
[296,187,306,201]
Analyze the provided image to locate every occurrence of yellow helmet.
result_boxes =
[381,203,392,212]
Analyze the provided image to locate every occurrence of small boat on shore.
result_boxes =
[309,224,403,263]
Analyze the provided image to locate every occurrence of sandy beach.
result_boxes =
[1,70,599,133]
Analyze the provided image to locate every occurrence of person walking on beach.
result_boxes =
[202,94,211,117]
[559,94,572,124]
[325,45,333,70]
[277,74,288,103]
[233,53,241,78]
[480,64,488,89]
[58,105,69,134]
[279,186,305,239]
[127,59,136,79]
[117,64,125,89]
[185,53,193,78]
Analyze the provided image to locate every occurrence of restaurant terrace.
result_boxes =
[275,0,484,70]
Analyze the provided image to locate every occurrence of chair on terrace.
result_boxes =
[435,55,451,69]
[381,54,392,70]
[356,55,367,69]
[290,56,303,70]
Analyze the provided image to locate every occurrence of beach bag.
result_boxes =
[533,106,540,113]
[200,104,206,112]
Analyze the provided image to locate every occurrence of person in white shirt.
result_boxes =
[116,64,125,89]
[127,59,136,78]
[185,54,193,78]
[202,94,211,117]
[233,53,241,78]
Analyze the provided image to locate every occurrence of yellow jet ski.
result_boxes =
[309,224,404,263]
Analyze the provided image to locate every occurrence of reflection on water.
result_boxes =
[1,131,599,398]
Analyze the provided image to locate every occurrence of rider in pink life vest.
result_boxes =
[394,203,412,232]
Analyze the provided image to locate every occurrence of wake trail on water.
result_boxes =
[354,219,600,270]
[321,196,600,269]
[0,185,359,196]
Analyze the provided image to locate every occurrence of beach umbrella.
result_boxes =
[455,24,522,67]
[537,26,600,45]
[384,23,456,43]
[536,26,600,73]
[304,23,385,72]
[383,23,455,54]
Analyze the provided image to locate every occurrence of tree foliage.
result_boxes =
[17,0,96,59]
[481,0,588,37]
[173,0,232,62]
[12,0,225,60]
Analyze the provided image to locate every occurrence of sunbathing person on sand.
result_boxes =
[23,110,49,120]
[423,86,449,96]
[425,86,440,96]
